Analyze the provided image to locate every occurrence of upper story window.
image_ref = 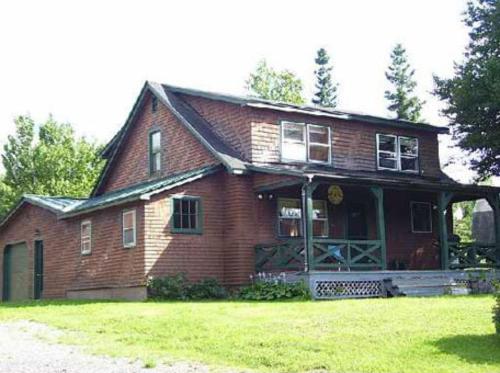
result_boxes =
[149,130,161,175]
[281,122,331,164]
[122,210,137,248]
[377,134,418,172]
[80,220,92,255]
[172,196,202,234]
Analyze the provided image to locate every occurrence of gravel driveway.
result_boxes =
[0,321,214,373]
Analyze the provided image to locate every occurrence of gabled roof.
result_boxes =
[64,165,221,217]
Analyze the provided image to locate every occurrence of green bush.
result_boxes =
[238,280,311,301]
[147,273,227,300]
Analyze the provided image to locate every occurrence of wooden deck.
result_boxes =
[295,270,500,299]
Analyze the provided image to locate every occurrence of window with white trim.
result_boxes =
[149,131,161,175]
[122,210,137,248]
[411,202,432,233]
[377,134,418,172]
[80,220,91,255]
[281,122,331,164]
[277,198,329,237]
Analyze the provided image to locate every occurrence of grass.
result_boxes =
[0,296,498,373]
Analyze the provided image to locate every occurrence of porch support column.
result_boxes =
[486,193,500,268]
[437,191,454,270]
[303,181,319,272]
[370,186,387,270]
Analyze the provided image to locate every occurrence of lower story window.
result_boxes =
[80,220,91,255]
[411,201,432,233]
[122,210,137,248]
[172,196,202,234]
[278,198,328,237]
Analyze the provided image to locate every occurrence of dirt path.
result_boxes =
[0,321,213,373]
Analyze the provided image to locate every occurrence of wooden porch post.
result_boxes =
[486,193,500,268]
[437,191,454,270]
[303,181,319,272]
[370,186,387,270]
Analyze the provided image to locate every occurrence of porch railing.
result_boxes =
[255,239,383,272]
[448,241,499,269]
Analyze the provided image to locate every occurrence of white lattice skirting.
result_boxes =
[314,280,383,299]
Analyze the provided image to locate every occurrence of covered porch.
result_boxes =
[253,172,500,297]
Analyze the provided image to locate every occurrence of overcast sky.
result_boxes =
[0,0,477,182]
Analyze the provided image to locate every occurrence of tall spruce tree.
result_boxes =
[434,0,500,179]
[384,43,424,122]
[312,48,338,108]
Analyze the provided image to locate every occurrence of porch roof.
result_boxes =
[251,164,500,199]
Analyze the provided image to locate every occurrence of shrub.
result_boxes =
[147,273,226,300]
[238,280,310,301]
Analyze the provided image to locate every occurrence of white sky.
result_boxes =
[0,0,479,182]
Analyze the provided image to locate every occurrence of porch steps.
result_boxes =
[306,270,499,299]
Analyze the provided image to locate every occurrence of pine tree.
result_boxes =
[312,48,338,108]
[384,43,424,122]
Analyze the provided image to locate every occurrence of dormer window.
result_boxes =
[149,130,161,175]
[377,134,418,172]
[281,122,331,164]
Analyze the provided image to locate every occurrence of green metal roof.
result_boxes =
[62,165,222,217]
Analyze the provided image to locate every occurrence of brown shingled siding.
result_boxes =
[100,93,219,194]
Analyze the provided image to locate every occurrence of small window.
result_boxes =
[308,125,331,163]
[312,200,328,237]
[281,122,307,162]
[149,131,161,175]
[377,134,419,172]
[411,202,432,233]
[123,210,136,248]
[278,198,303,237]
[152,96,158,112]
[81,220,91,255]
[172,197,202,234]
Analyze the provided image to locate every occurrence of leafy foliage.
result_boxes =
[147,273,227,300]
[453,201,475,242]
[238,280,310,300]
[246,60,305,104]
[494,294,500,334]
[434,0,500,179]
[384,43,425,122]
[312,48,338,108]
[0,115,103,218]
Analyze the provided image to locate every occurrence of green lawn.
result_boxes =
[0,297,498,373]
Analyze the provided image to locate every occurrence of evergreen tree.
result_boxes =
[384,43,424,122]
[434,0,500,179]
[246,60,305,105]
[312,48,338,108]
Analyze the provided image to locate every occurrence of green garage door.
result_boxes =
[3,243,30,301]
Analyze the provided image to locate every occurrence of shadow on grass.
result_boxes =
[0,299,123,309]
[432,334,500,365]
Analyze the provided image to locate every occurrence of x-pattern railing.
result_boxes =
[313,239,383,270]
[448,241,499,269]
[255,240,305,272]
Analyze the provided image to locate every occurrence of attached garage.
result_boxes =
[2,243,30,301]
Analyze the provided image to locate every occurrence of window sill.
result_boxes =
[123,244,136,249]
[81,252,92,256]
[171,229,203,235]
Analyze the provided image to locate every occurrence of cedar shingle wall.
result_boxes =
[100,93,219,194]
[0,202,146,300]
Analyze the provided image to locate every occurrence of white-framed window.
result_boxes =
[122,210,137,248]
[377,134,418,172]
[410,202,432,233]
[80,220,92,255]
[277,198,328,237]
[281,122,331,164]
[149,130,161,175]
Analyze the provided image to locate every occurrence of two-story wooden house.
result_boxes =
[1,81,499,301]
